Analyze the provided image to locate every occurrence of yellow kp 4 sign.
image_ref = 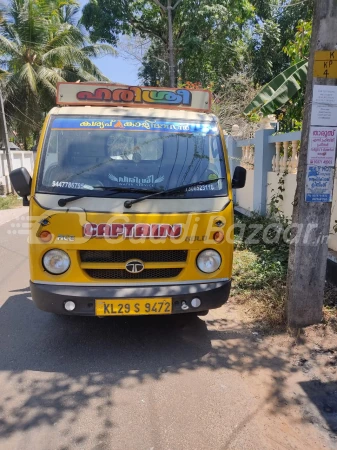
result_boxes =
[313,51,337,79]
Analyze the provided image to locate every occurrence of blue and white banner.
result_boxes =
[305,165,334,202]
[51,118,219,135]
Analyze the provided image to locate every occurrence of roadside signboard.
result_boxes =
[56,83,211,112]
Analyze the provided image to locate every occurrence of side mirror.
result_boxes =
[9,167,32,206]
[232,166,246,189]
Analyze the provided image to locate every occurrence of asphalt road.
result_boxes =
[0,210,333,450]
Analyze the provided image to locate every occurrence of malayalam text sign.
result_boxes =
[305,166,334,203]
[311,85,337,126]
[56,83,211,112]
[308,126,337,166]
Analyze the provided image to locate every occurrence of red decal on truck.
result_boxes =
[83,223,182,239]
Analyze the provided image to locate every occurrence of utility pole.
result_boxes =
[153,0,183,87]
[0,89,12,193]
[167,0,175,87]
[287,0,337,328]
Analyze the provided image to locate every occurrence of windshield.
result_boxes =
[36,116,228,198]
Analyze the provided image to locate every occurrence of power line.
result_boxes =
[273,0,309,9]
[6,99,41,128]
[5,113,40,129]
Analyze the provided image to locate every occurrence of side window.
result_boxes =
[44,131,59,172]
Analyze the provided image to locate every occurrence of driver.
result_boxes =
[107,133,141,161]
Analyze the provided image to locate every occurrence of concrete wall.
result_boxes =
[0,151,35,194]
[235,170,254,212]
[266,172,297,219]
[266,172,337,252]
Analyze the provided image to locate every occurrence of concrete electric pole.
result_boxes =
[287,0,337,328]
[153,0,183,87]
[0,89,12,193]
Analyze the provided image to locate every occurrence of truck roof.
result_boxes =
[48,106,218,122]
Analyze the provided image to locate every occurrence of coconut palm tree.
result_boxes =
[0,0,116,147]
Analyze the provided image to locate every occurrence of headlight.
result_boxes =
[197,249,221,273]
[43,249,70,275]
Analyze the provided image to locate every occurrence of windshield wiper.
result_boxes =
[124,178,227,209]
[58,187,159,207]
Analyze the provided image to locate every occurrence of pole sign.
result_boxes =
[306,74,337,202]
[313,51,337,78]
[307,126,337,166]
[56,83,211,112]
[305,165,335,202]
[310,85,337,126]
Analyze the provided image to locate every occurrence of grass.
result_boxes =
[0,194,22,210]
[232,248,287,331]
[232,214,337,332]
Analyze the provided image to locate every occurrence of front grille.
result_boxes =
[85,268,182,279]
[80,250,188,263]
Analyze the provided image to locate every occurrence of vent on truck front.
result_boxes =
[84,268,182,279]
[80,250,188,263]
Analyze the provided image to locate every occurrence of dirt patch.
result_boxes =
[227,297,337,446]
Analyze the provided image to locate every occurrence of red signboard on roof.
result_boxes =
[56,82,211,112]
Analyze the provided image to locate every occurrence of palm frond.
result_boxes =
[36,65,64,81]
[47,24,86,49]
[82,44,117,58]
[42,45,87,66]
[0,0,113,142]
[0,34,20,57]
[18,62,38,95]
[75,67,105,82]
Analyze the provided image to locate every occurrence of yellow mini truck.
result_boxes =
[10,83,246,317]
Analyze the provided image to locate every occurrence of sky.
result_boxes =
[78,0,140,84]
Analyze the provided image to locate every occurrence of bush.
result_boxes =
[0,195,22,210]
[233,213,290,290]
[232,212,337,330]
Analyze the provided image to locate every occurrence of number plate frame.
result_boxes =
[95,298,172,316]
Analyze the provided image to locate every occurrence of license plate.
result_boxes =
[95,298,172,316]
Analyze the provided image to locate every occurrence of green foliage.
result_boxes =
[234,212,290,291]
[283,19,312,64]
[0,194,22,210]
[233,170,291,295]
[248,18,282,86]
[81,0,167,46]
[0,0,115,145]
[232,190,290,329]
[82,0,255,89]
[275,91,304,132]
[273,19,312,129]
[244,59,308,116]
[244,10,313,126]
[249,0,313,86]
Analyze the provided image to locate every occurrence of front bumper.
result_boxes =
[30,280,231,316]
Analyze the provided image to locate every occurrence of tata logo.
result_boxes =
[125,259,145,274]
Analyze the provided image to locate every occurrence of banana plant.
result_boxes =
[244,59,308,116]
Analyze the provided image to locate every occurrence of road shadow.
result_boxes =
[299,380,337,436]
[0,288,333,448]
